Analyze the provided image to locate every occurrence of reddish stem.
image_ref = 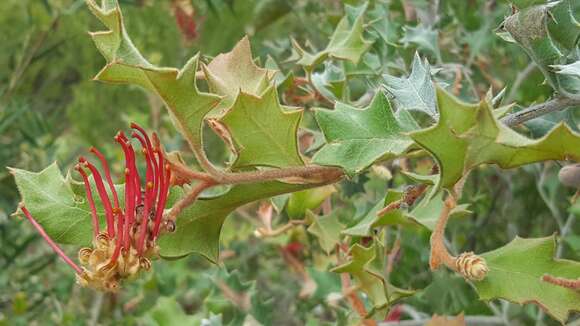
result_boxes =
[79,157,115,237]
[75,164,100,237]
[89,147,120,209]
[20,205,83,274]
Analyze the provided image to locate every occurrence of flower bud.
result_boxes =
[559,164,580,188]
[456,252,488,281]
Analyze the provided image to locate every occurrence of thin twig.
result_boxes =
[505,62,536,104]
[165,181,214,222]
[501,96,580,127]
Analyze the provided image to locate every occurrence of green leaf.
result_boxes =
[148,297,202,326]
[313,92,417,176]
[287,185,336,219]
[87,1,220,150]
[220,86,304,169]
[203,36,276,109]
[411,87,580,191]
[401,25,442,63]
[474,236,580,324]
[552,61,580,78]
[292,3,372,69]
[10,163,94,246]
[382,52,438,119]
[331,241,414,314]
[405,190,471,230]
[501,1,580,95]
[306,211,344,254]
[343,188,470,236]
[158,180,326,262]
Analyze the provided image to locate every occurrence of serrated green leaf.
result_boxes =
[292,3,372,69]
[552,61,580,78]
[306,211,344,254]
[343,188,469,236]
[158,180,326,262]
[331,241,414,314]
[11,163,95,246]
[203,36,276,109]
[382,52,438,119]
[87,0,220,150]
[474,236,580,324]
[405,190,471,230]
[313,92,417,176]
[287,185,336,219]
[311,61,347,102]
[220,86,304,169]
[401,25,442,63]
[411,87,580,191]
[501,1,580,95]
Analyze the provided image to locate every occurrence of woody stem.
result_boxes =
[429,195,459,272]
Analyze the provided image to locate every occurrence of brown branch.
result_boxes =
[501,96,580,127]
[165,181,214,222]
[169,159,343,185]
[376,183,428,217]
[429,196,458,271]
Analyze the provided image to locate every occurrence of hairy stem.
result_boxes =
[429,196,458,271]
[169,160,343,185]
[165,181,214,222]
[501,96,580,127]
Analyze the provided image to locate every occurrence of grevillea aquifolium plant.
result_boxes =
[8,0,580,324]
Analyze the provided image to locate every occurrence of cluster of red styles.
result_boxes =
[20,123,172,292]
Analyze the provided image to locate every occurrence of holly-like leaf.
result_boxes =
[331,241,414,314]
[158,180,326,262]
[219,86,304,169]
[10,163,95,246]
[382,52,438,120]
[401,25,442,63]
[411,87,580,191]
[292,3,372,69]
[87,0,220,150]
[552,61,580,78]
[500,1,580,96]
[343,189,469,236]
[313,92,417,176]
[203,36,276,109]
[405,190,471,230]
[306,211,344,254]
[474,236,580,324]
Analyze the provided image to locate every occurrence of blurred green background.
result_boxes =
[1,0,578,325]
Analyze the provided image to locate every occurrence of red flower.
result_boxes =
[20,123,172,291]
